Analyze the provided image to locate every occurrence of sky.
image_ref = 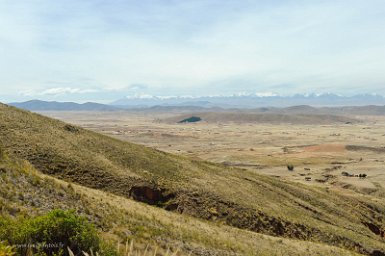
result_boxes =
[0,0,385,103]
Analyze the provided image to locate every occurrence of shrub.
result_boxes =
[99,240,119,256]
[0,241,15,256]
[4,210,100,256]
[0,146,4,160]
[0,219,12,241]
[178,116,202,123]
[287,164,294,171]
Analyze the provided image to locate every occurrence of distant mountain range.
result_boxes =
[111,93,385,108]
[7,93,385,112]
[9,100,118,111]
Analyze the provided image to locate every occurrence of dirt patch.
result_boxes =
[363,222,385,237]
[64,124,80,133]
[129,183,176,205]
[304,144,346,153]
[371,250,385,256]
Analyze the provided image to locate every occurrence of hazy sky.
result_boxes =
[0,0,385,102]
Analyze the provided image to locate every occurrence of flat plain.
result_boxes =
[41,110,385,198]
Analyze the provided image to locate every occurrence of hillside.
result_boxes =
[2,144,356,255]
[1,103,385,255]
[163,112,358,124]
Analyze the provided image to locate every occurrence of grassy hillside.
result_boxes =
[0,143,359,255]
[1,103,385,255]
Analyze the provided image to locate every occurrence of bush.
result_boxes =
[2,210,100,256]
[0,146,4,160]
[178,116,202,123]
[0,241,15,256]
[287,164,294,171]
[99,241,119,256]
[0,219,12,241]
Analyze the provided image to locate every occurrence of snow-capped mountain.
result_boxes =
[111,93,385,108]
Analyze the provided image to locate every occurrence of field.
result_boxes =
[42,110,385,197]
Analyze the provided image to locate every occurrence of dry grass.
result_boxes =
[1,104,385,255]
[0,149,360,256]
[53,110,385,197]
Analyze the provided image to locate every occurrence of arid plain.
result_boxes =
[41,110,385,199]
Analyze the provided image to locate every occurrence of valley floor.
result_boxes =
[42,111,385,198]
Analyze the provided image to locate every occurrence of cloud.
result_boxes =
[21,87,99,97]
[125,84,149,91]
[1,0,385,102]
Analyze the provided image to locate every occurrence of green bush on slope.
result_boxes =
[0,241,15,256]
[0,210,101,256]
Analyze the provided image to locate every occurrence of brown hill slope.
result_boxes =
[2,146,358,255]
[0,103,384,255]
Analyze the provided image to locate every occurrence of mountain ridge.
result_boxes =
[111,93,385,108]
[9,100,118,111]
[8,99,385,116]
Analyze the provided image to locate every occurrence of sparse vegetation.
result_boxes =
[1,103,385,255]
[0,139,359,255]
